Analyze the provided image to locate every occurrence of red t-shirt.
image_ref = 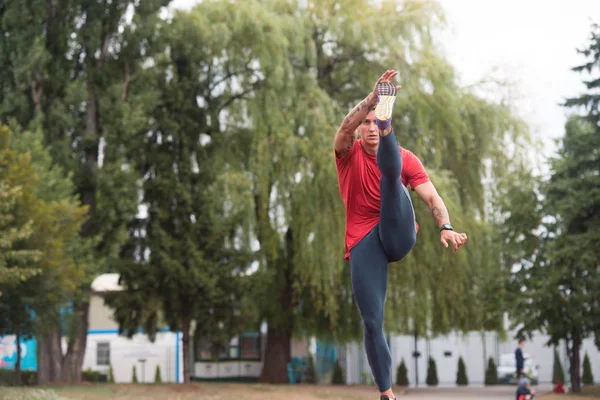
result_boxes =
[336,139,430,260]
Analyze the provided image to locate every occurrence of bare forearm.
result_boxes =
[429,196,451,228]
[340,92,378,133]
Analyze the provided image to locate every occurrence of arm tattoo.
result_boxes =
[430,206,449,225]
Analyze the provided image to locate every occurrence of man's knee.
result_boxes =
[362,316,384,336]
[387,230,416,262]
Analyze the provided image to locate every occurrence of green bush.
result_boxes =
[396,358,409,386]
[582,352,594,385]
[108,365,115,383]
[552,348,565,384]
[331,359,344,385]
[426,357,438,386]
[82,368,106,383]
[456,356,468,386]
[154,365,162,384]
[484,357,498,385]
[0,369,36,386]
[132,365,138,384]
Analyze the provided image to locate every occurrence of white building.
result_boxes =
[341,328,600,387]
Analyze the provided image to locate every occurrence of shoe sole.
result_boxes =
[375,82,397,122]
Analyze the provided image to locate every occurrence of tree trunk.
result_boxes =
[36,325,64,384]
[14,332,21,386]
[62,301,90,383]
[260,325,292,384]
[182,318,191,384]
[36,332,50,385]
[569,334,582,392]
[260,229,295,384]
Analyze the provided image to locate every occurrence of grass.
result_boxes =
[541,385,600,399]
[0,383,389,400]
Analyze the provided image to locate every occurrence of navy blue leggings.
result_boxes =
[349,130,417,392]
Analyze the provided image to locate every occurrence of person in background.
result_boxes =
[516,377,536,400]
[515,337,526,380]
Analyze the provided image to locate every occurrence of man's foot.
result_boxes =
[380,396,396,400]
[374,81,398,130]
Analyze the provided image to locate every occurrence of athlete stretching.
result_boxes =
[334,70,468,400]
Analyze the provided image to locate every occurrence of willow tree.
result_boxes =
[170,0,532,382]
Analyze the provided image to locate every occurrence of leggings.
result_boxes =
[349,129,417,392]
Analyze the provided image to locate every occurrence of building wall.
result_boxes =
[83,330,182,383]
[88,294,118,330]
[343,331,600,386]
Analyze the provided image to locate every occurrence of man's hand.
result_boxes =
[374,70,402,95]
[441,230,468,252]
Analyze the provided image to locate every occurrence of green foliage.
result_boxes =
[154,365,162,384]
[108,365,115,384]
[456,356,468,386]
[552,348,565,384]
[331,359,344,385]
[305,354,317,384]
[396,358,409,386]
[426,356,438,386]
[485,357,498,385]
[132,366,138,384]
[508,24,600,393]
[582,353,594,385]
[82,369,106,383]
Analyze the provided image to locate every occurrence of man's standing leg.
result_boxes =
[374,81,417,261]
[349,228,395,398]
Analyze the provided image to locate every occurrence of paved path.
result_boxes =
[401,385,553,399]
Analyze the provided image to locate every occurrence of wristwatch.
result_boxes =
[439,223,454,232]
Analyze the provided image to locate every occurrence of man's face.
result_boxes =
[520,341,525,348]
[358,110,379,146]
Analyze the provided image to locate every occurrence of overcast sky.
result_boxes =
[170,0,600,172]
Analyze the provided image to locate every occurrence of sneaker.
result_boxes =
[380,396,396,400]
[374,81,397,130]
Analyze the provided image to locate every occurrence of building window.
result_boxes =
[96,342,110,366]
[195,333,261,362]
[240,333,260,360]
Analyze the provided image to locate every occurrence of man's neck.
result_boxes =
[361,140,378,155]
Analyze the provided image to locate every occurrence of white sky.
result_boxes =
[169,0,600,174]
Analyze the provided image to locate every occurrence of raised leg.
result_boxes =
[374,82,416,262]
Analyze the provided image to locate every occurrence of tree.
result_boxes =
[331,359,344,385]
[0,0,166,383]
[509,24,600,393]
[552,348,565,384]
[132,366,138,384]
[426,357,438,386]
[396,358,409,386]
[0,124,42,288]
[485,357,498,386]
[0,122,87,384]
[305,354,317,384]
[582,352,594,385]
[456,356,468,386]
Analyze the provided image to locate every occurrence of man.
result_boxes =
[334,70,468,400]
[516,377,536,400]
[516,338,526,380]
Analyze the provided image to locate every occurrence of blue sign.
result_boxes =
[0,335,37,371]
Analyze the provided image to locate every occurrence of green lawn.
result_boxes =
[0,383,388,400]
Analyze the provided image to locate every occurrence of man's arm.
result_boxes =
[413,182,450,227]
[414,182,468,251]
[334,92,378,158]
